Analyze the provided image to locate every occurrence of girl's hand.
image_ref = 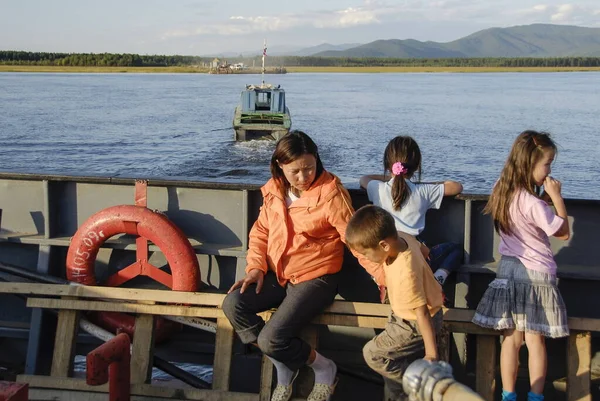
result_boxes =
[543,176,562,200]
[228,269,265,294]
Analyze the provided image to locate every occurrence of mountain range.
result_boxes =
[212,24,600,58]
[313,24,600,58]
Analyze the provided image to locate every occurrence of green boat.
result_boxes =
[232,84,291,141]
[232,40,291,141]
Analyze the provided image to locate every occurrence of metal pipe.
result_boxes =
[403,359,484,401]
[0,262,71,285]
[87,332,131,401]
[79,319,211,389]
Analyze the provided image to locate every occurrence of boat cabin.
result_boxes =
[239,85,286,113]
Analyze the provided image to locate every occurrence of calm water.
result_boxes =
[0,72,599,199]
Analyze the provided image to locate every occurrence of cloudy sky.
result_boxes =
[2,0,599,56]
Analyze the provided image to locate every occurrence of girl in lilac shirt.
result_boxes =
[472,131,570,401]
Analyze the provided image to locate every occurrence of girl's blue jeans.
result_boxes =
[428,242,462,274]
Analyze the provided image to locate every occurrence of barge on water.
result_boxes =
[0,172,599,401]
[232,84,291,141]
[232,39,291,141]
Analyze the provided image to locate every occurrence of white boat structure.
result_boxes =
[232,41,291,141]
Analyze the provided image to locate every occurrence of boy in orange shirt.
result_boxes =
[346,205,444,401]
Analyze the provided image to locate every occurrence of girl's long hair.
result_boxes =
[484,130,557,235]
[270,130,324,198]
[384,136,422,210]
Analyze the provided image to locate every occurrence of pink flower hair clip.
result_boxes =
[392,162,408,176]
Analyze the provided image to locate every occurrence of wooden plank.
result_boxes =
[259,355,274,401]
[296,325,319,398]
[566,331,592,401]
[312,314,388,329]
[130,314,156,384]
[383,382,393,401]
[445,322,500,336]
[452,271,470,381]
[438,324,450,363]
[19,292,600,332]
[476,335,497,401]
[18,375,259,401]
[212,317,234,391]
[0,282,227,306]
[27,298,226,318]
[28,388,184,401]
[567,317,600,332]
[50,303,80,377]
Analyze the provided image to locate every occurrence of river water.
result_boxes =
[0,72,598,199]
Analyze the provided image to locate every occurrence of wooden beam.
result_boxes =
[476,335,497,401]
[18,375,259,401]
[296,326,318,398]
[50,301,80,377]
[212,317,234,391]
[27,298,226,318]
[130,314,156,385]
[258,356,274,401]
[14,288,600,332]
[566,331,592,401]
[438,324,450,363]
[312,314,388,329]
[0,282,227,306]
[28,388,184,401]
[452,271,470,381]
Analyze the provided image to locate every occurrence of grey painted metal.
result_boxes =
[1,173,599,398]
[463,199,472,265]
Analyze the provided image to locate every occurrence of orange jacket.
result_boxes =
[246,170,384,286]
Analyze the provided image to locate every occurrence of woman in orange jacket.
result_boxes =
[222,131,383,401]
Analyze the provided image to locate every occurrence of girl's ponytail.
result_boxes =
[384,137,422,211]
[391,170,410,210]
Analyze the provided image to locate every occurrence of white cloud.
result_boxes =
[161,4,382,39]
[315,7,379,28]
[161,1,600,41]
[510,2,599,26]
[551,3,575,21]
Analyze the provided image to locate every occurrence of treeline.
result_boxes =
[0,51,208,66]
[265,56,600,67]
[2,51,600,68]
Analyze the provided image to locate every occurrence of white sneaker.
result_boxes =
[271,370,299,401]
[307,377,339,401]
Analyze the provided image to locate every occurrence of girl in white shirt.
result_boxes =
[359,135,463,286]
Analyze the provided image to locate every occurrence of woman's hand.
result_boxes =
[228,269,265,294]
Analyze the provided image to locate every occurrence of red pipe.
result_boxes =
[0,381,28,401]
[87,332,131,401]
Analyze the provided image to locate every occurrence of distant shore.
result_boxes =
[2,65,600,74]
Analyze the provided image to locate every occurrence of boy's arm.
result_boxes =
[414,305,438,360]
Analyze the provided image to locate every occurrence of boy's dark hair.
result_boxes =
[346,205,397,249]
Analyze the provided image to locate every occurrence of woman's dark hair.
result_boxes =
[383,136,422,210]
[270,130,324,197]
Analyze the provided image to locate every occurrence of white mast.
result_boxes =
[261,39,267,87]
